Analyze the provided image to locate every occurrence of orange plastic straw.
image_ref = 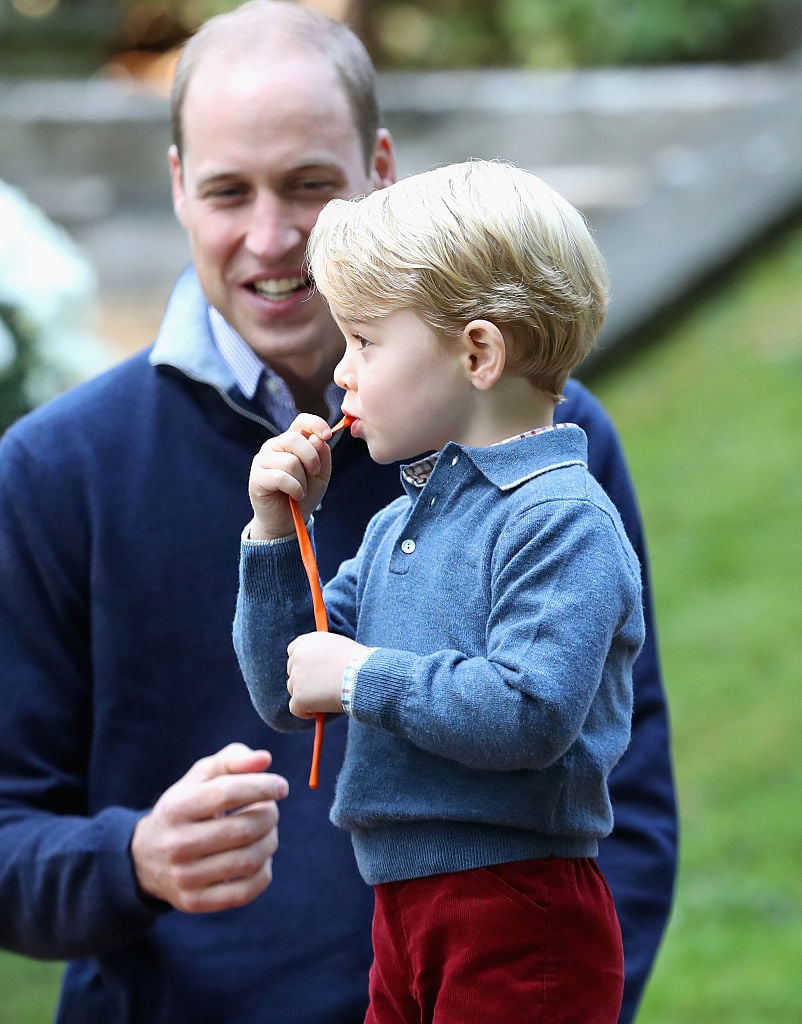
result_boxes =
[289,414,353,788]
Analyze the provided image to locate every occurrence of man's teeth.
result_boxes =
[252,277,307,300]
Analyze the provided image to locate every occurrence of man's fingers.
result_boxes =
[162,819,279,914]
[187,742,272,779]
[171,773,288,824]
[176,855,277,914]
[161,804,280,880]
[130,745,289,910]
[157,745,288,825]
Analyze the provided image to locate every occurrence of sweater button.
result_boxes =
[400,538,416,554]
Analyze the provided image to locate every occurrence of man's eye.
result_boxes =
[297,179,338,195]
[202,186,246,202]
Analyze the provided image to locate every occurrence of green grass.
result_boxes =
[0,955,62,1023]
[1,224,800,1021]
[588,222,802,1022]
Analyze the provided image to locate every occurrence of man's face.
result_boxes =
[170,49,395,386]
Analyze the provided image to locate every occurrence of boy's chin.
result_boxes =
[365,439,407,466]
[366,444,395,465]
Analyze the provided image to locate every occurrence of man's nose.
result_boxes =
[244,192,303,259]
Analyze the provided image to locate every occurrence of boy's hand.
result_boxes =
[286,633,370,717]
[247,414,333,541]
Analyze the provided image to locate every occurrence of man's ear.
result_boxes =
[370,129,397,190]
[461,320,506,391]
[168,145,189,229]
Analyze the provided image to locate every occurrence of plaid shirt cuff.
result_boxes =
[341,649,375,719]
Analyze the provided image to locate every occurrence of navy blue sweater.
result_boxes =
[0,268,676,1023]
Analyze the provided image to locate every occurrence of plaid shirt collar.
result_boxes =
[402,423,574,489]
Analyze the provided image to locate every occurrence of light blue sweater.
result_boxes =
[234,425,644,885]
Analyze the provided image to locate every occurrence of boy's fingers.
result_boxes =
[288,413,332,439]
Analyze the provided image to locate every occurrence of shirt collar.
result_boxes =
[208,305,345,429]
[402,424,572,488]
[401,423,587,492]
[208,306,263,399]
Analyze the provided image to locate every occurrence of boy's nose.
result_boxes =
[333,350,355,391]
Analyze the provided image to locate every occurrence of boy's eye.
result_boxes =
[355,334,372,350]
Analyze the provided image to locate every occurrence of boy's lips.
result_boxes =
[331,413,355,435]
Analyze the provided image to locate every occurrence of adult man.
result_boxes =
[0,3,676,1023]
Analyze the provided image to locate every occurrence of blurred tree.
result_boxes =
[0,0,795,81]
[496,0,784,67]
[0,0,122,75]
[352,0,790,69]
[105,0,794,74]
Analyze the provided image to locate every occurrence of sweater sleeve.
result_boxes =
[234,511,375,730]
[233,533,318,731]
[0,429,164,959]
[559,378,678,1024]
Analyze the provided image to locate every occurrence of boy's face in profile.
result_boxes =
[332,308,474,464]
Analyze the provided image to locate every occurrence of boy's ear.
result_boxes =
[461,319,506,391]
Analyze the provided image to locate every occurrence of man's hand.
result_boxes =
[130,743,289,913]
[287,633,370,718]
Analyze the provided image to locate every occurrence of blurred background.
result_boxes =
[1,1,801,1021]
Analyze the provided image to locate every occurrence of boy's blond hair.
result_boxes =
[306,159,609,400]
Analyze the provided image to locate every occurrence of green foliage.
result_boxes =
[0,305,39,432]
[371,0,780,68]
[6,0,791,75]
[135,0,241,25]
[110,0,788,70]
[499,0,770,66]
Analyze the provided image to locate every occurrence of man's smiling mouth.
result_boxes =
[251,277,309,301]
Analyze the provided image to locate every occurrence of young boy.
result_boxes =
[233,160,645,1023]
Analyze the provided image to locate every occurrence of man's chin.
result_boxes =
[246,318,344,370]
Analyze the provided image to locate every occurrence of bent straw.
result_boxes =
[289,413,353,788]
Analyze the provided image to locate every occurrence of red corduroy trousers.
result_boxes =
[365,857,623,1024]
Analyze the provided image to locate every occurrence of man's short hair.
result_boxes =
[171,0,379,169]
